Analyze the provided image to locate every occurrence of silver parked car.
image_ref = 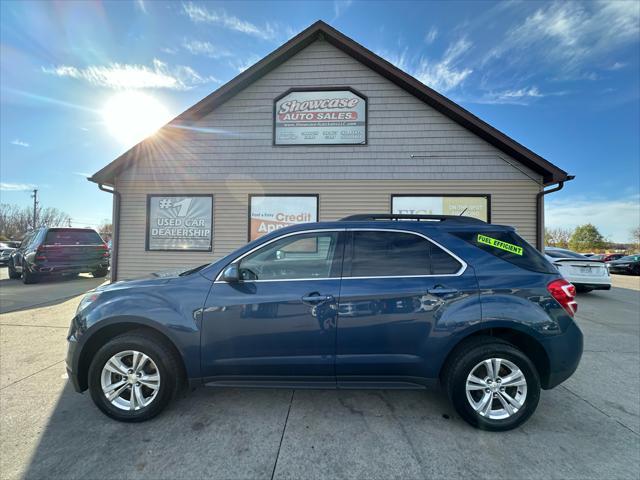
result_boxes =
[545,247,611,293]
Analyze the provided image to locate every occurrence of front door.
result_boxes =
[336,229,480,385]
[201,230,344,384]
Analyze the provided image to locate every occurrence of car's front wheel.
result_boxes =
[444,337,540,431]
[88,333,181,422]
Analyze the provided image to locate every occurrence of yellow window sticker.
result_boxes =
[477,234,523,256]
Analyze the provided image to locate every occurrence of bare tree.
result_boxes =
[97,219,113,240]
[544,227,573,248]
[0,203,71,239]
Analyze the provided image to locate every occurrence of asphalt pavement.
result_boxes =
[0,271,638,479]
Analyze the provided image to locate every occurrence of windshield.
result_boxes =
[617,255,640,262]
[545,249,588,259]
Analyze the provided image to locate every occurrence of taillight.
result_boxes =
[35,245,46,261]
[98,243,109,257]
[547,279,578,317]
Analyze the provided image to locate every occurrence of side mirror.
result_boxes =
[221,264,240,283]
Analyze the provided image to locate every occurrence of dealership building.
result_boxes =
[89,21,572,280]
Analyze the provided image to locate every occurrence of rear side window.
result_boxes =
[45,229,103,245]
[454,231,555,273]
[348,231,461,277]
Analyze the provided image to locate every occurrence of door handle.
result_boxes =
[301,294,334,305]
[427,286,459,295]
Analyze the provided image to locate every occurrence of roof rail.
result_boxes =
[339,214,486,224]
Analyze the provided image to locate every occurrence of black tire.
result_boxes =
[22,263,39,284]
[443,337,540,431]
[92,268,109,278]
[8,261,21,279]
[88,332,181,422]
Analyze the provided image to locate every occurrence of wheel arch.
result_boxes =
[76,320,188,392]
[440,326,551,389]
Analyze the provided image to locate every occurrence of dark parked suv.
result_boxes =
[66,215,583,431]
[9,227,109,284]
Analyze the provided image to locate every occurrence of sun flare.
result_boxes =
[102,91,170,146]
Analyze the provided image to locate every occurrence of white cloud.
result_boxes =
[72,172,91,178]
[472,86,570,105]
[11,139,30,147]
[0,182,36,191]
[230,54,261,73]
[413,38,473,92]
[182,2,283,41]
[42,59,219,90]
[496,1,640,75]
[182,39,232,59]
[607,61,627,71]
[135,0,147,14]
[333,0,353,19]
[425,27,438,44]
[377,47,409,72]
[546,194,640,242]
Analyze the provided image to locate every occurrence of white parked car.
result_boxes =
[545,247,611,293]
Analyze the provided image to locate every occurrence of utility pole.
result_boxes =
[31,189,38,230]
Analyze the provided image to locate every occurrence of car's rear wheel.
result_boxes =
[92,268,109,278]
[8,261,21,279]
[88,333,181,422]
[444,337,540,431]
[21,262,39,284]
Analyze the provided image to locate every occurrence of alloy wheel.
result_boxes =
[100,350,161,411]
[465,358,527,420]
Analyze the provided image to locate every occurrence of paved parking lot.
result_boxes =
[0,270,638,479]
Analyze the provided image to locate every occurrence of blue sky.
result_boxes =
[1,0,639,241]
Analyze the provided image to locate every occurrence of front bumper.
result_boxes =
[608,266,634,274]
[540,320,584,389]
[66,322,84,393]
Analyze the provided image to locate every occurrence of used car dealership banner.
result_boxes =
[392,196,488,221]
[147,195,213,251]
[274,89,366,145]
[250,196,318,241]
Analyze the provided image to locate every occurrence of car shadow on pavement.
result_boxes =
[0,271,106,314]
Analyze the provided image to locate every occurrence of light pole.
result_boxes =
[31,189,38,229]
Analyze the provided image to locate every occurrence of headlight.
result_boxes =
[77,291,101,314]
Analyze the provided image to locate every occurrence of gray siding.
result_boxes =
[123,39,542,183]
[116,179,539,279]
[113,38,543,279]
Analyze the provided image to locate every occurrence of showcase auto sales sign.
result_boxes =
[274,89,366,145]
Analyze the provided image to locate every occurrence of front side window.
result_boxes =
[238,231,340,281]
[348,231,461,277]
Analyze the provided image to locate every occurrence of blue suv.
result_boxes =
[66,214,583,431]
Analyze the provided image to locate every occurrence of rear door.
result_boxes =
[336,229,480,386]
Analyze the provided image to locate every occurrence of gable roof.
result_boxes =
[90,20,570,186]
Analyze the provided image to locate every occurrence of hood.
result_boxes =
[95,264,209,292]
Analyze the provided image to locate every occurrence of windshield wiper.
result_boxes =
[179,264,209,276]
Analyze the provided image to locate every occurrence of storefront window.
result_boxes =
[391,195,490,222]
[248,195,318,242]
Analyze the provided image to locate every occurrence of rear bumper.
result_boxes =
[33,261,109,274]
[540,320,584,389]
[573,282,611,290]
